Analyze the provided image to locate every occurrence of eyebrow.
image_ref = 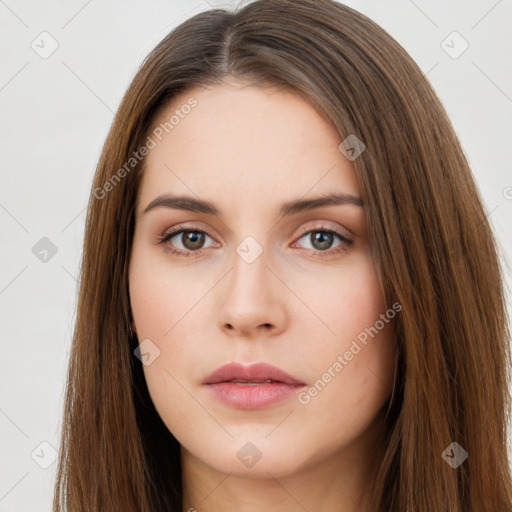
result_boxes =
[141,192,363,218]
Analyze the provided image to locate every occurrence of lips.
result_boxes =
[202,362,306,409]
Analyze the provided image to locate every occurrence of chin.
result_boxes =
[187,436,319,479]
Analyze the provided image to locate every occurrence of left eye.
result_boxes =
[294,229,352,253]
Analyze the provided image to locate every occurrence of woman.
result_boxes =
[52,0,512,510]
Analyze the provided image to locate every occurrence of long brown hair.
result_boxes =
[52,1,512,510]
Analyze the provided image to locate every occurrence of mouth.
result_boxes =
[202,362,306,409]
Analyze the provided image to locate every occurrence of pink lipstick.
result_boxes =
[202,362,305,409]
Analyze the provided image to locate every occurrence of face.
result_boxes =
[128,78,397,480]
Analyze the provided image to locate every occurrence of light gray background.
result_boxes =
[0,0,511,510]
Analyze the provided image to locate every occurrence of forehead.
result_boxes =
[137,79,361,216]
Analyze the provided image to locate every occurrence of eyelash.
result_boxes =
[157,223,353,259]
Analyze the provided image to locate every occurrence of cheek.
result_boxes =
[294,251,396,426]
[128,246,211,431]
[128,243,207,341]
[301,248,388,349]
[291,284,396,468]
[299,327,396,456]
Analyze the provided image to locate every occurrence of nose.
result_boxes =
[217,241,288,339]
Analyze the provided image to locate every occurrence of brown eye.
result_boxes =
[158,226,217,257]
[307,231,336,251]
[176,231,206,250]
[294,227,353,257]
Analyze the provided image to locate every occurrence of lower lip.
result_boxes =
[205,382,304,409]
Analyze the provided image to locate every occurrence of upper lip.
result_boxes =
[202,362,305,385]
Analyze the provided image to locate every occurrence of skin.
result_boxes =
[128,78,397,512]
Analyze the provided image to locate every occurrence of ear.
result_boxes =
[131,319,137,334]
